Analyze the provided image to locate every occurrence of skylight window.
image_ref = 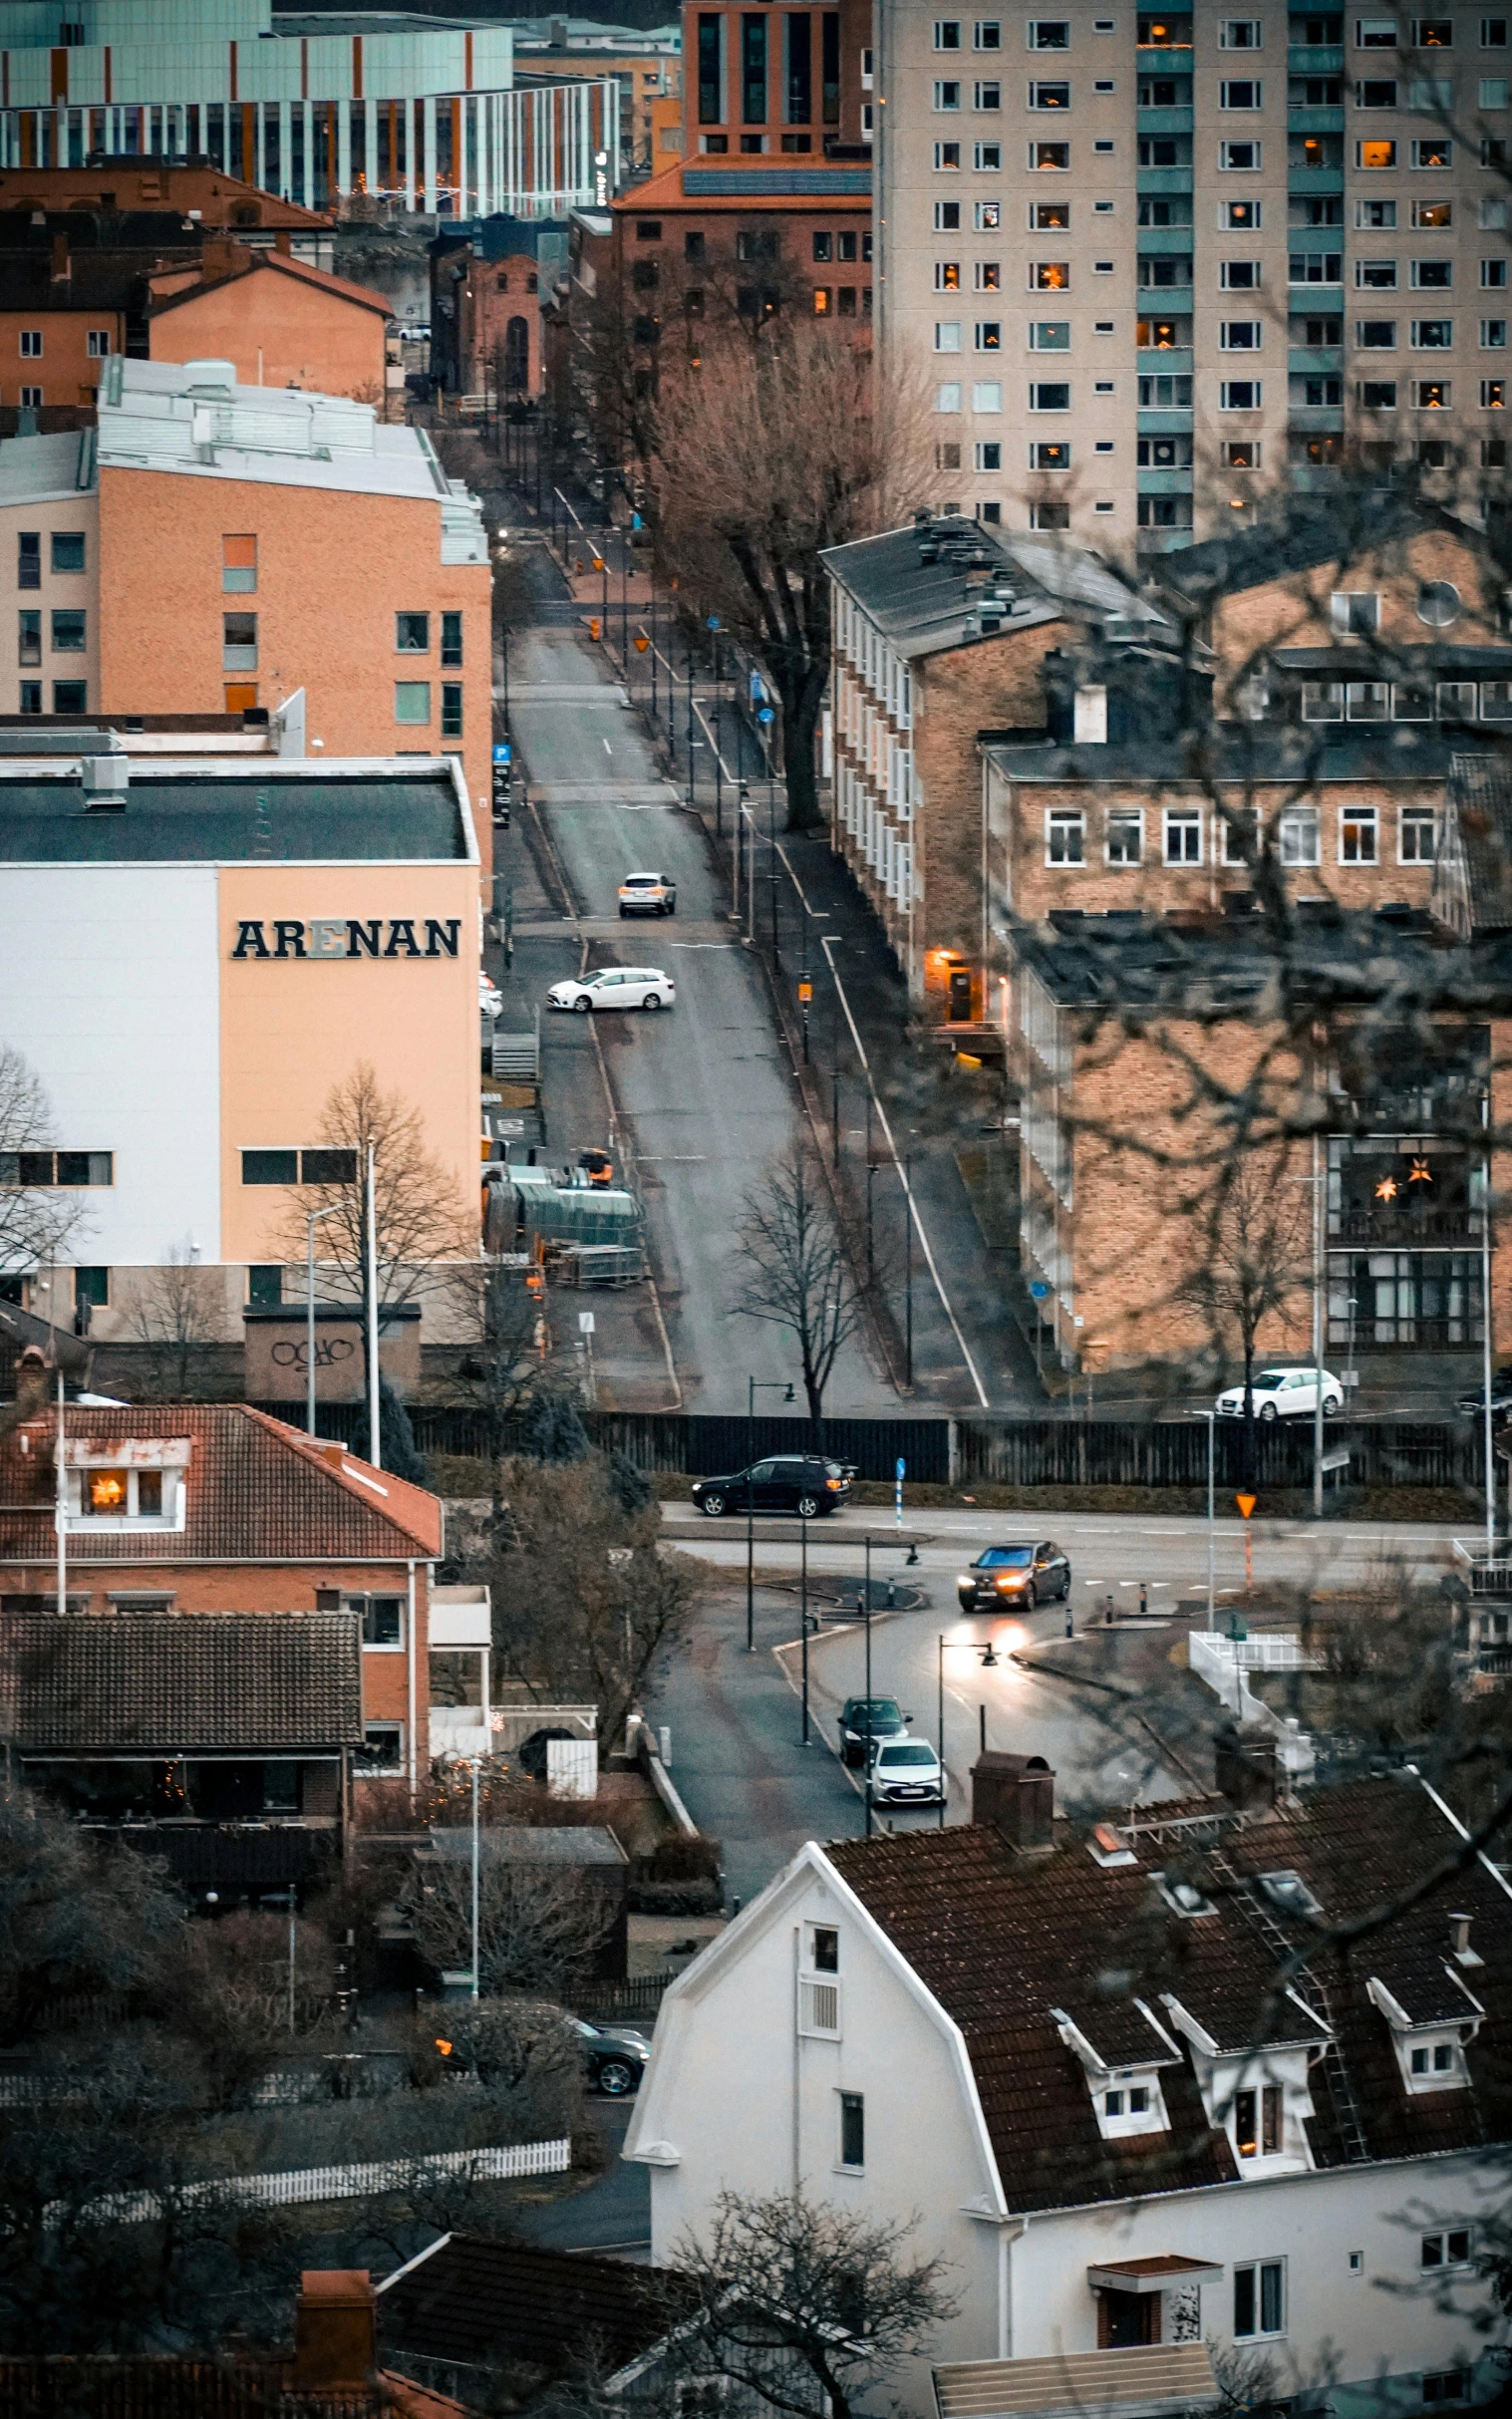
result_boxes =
[1258,1869,1322,1920]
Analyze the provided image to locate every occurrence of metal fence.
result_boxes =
[577,1974,672,2024]
[249,1402,1482,1492]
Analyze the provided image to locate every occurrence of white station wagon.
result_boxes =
[547,967,675,1013]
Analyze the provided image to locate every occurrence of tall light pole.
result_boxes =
[470,1755,481,2000]
[904,1145,915,1392]
[365,1142,381,1470]
[799,1505,811,1746]
[938,1635,999,1830]
[745,1373,794,1652]
[1484,1090,1497,1559]
[1312,1132,1325,1520]
[306,1201,341,1437]
[1205,1406,1216,1634]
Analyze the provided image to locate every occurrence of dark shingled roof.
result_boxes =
[0,768,469,865]
[0,1404,443,1565]
[0,1612,363,1753]
[378,2238,680,2381]
[827,1775,1512,2213]
[1149,493,1460,605]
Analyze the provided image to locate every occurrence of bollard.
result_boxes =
[1105,1593,1114,1626]
[887,1579,896,1608]
[1139,1579,1147,1617]
[1065,1605,1074,1640]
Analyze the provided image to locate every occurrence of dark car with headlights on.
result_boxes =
[957,1540,1070,1613]
[837,1695,909,1768]
[691,1455,851,1518]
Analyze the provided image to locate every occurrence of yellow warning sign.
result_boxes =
[1235,1492,1257,1520]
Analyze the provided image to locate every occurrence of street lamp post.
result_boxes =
[769,767,780,966]
[938,1634,999,1829]
[469,1754,481,2000]
[799,1506,811,1746]
[745,1373,794,1652]
[904,1147,915,1392]
[305,1202,341,1437]
[1205,1406,1216,1634]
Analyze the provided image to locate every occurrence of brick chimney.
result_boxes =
[201,235,250,280]
[274,228,292,256]
[292,2273,376,2390]
[13,1345,50,1421]
[971,1751,1055,1853]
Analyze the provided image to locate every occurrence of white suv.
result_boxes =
[1215,1366,1345,1421]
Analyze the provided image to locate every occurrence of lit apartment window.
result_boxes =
[1030,80,1070,106]
[976,321,1003,348]
[1031,142,1070,167]
[1030,320,1071,347]
[1341,804,1379,861]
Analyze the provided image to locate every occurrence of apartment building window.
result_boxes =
[936,320,963,350]
[976,322,1003,348]
[0,1149,112,1187]
[1220,81,1263,107]
[1030,320,1071,347]
[1139,373,1193,404]
[218,534,256,595]
[1484,319,1509,345]
[1414,377,1452,404]
[1359,139,1397,166]
[1412,262,1453,292]
[976,441,1002,468]
[1106,809,1142,864]
[19,388,43,410]
[1358,258,1397,287]
[1220,380,1263,406]
[1485,74,1511,102]
[395,682,432,724]
[1234,2262,1286,2340]
[53,680,85,711]
[441,684,463,739]
[1030,380,1069,407]
[1032,261,1069,291]
[935,78,963,107]
[931,206,958,233]
[1485,258,1510,287]
[1164,809,1203,864]
[742,14,767,120]
[976,141,1004,165]
[1224,260,1264,289]
[1033,441,1071,469]
[397,611,430,652]
[1421,2231,1473,2270]
[936,261,962,290]
[935,18,962,44]
[698,14,723,123]
[1489,20,1512,46]
[975,380,1003,408]
[936,382,962,411]
[975,19,1001,46]
[1220,141,1262,168]
[1046,808,1084,862]
[52,609,86,653]
[1341,803,1379,860]
[1281,807,1321,865]
[976,263,1002,290]
[1143,256,1192,288]
[18,533,40,590]
[1357,17,1397,44]
[1291,252,1340,284]
[977,201,1002,229]
[1032,142,1070,167]
[45,531,84,579]
[1221,321,1263,349]
[1359,199,1396,229]
[1226,440,1261,467]
[1401,804,1437,860]
[1221,18,1263,44]
[347,1592,406,1648]
[1485,378,1509,402]
[18,331,42,358]
[975,80,1001,106]
[83,328,113,360]
[1413,137,1452,165]
[1030,81,1070,107]
[1033,199,1070,229]
[1358,318,1398,345]
[838,2092,865,2171]
[243,1146,358,1184]
[1029,19,1069,45]
[1224,200,1261,228]
[18,612,40,668]
[1358,77,1397,105]
[362,1723,404,1769]
[1138,496,1192,528]
[441,611,463,667]
[1030,499,1070,527]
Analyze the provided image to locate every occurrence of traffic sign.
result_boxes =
[578,1311,596,1334]
[492,743,511,763]
[757,706,775,725]
[1235,1492,1257,1519]
[1028,1280,1051,1300]
[635,635,650,652]
[707,614,722,630]
[797,979,812,1004]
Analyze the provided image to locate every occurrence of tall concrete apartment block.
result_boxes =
[875,1,1512,555]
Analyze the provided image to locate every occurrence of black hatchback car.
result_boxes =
[957,1540,1071,1612]
[691,1455,851,1518]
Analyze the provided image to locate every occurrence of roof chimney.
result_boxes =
[13,1345,51,1420]
[292,2273,376,2390]
[274,228,292,257]
[971,1751,1055,1853]
[1449,1912,1483,1967]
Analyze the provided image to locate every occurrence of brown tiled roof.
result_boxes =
[0,1612,363,1753]
[378,2237,680,2380]
[828,1776,1512,2212]
[0,1405,442,1565]
[0,2358,460,2419]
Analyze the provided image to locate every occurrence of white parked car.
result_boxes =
[547,967,676,1014]
[1215,1366,1345,1422]
[479,973,503,1020]
[867,1735,947,1807]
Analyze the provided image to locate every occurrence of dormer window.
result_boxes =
[65,1441,188,1532]
[1412,2041,1458,2077]
[1235,2083,1283,2158]
[1367,1973,1481,2094]
[1096,2070,1169,2137]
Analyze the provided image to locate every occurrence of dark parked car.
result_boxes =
[1457,1376,1512,1421]
[573,2017,651,2097]
[837,1695,909,1767]
[691,1455,852,1518]
[956,1540,1071,1613]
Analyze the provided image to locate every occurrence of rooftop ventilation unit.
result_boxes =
[81,755,129,811]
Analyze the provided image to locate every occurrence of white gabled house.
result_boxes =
[626,1753,1512,2419]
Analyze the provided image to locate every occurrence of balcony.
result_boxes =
[1289,405,1346,431]
[1137,107,1194,135]
[1136,166,1196,195]
[1137,407,1196,433]
[1136,346,1193,372]
[1288,105,1345,134]
[1289,43,1344,72]
[1137,465,1194,493]
[1289,164,1345,192]
[1330,1209,1480,1245]
[1138,226,1194,253]
[1289,346,1343,374]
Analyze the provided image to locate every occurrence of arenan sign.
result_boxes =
[231,917,463,961]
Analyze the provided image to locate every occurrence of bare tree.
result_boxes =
[448,1261,547,1474]
[1175,1151,1313,1476]
[266,1061,474,1404]
[0,1046,90,1287]
[662,2191,958,2419]
[730,1138,867,1433]
[652,324,930,829]
[125,1243,223,1399]
[399,1856,614,2000]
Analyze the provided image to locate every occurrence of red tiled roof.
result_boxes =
[828,1776,1512,2212]
[0,1611,363,1753]
[0,1405,441,1566]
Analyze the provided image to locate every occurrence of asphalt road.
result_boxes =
[511,2097,650,2260]
[501,535,895,1417]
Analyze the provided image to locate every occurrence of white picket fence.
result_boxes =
[61,2137,571,2231]
[1189,1629,1318,1716]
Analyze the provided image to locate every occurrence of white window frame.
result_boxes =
[1220,319,1263,348]
[1340,802,1380,862]
[934,78,963,108]
[1106,808,1142,865]
[1219,79,1264,107]
[1163,808,1204,865]
[973,378,1003,409]
[1045,807,1085,863]
[1280,807,1321,867]
[1233,2259,1287,2341]
[935,320,964,351]
[1220,19,1264,46]
[1331,590,1380,634]
[1399,803,1437,861]
[359,1720,405,1773]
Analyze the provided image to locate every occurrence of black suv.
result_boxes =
[691,1455,852,1518]
[573,2017,652,2096]
[957,1540,1071,1612]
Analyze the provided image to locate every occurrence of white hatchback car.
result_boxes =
[547,967,675,1013]
[867,1735,947,1807]
[1215,1366,1345,1421]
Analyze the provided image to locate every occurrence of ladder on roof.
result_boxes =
[1207,1849,1372,2167]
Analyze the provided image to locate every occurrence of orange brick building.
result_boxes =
[92,355,494,886]
[0,161,331,252]
[149,241,393,400]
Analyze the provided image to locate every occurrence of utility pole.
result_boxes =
[904,1147,914,1391]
